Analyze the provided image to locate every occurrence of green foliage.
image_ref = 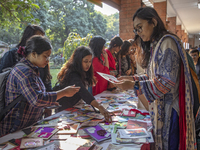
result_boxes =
[0,0,42,28]
[50,68,60,87]
[0,0,119,53]
[62,32,92,60]
[104,13,119,41]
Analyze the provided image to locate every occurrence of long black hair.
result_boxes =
[17,25,45,48]
[108,36,123,50]
[89,36,106,63]
[25,35,52,82]
[132,7,169,69]
[117,40,131,59]
[57,46,95,87]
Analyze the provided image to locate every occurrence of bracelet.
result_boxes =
[134,81,139,90]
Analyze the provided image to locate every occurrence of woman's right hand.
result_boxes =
[63,85,80,97]
[56,85,80,100]
[118,76,134,81]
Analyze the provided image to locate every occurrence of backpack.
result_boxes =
[0,62,30,121]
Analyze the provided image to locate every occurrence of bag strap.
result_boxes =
[0,95,24,121]
[0,62,32,121]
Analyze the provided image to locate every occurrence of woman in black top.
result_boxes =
[55,46,112,122]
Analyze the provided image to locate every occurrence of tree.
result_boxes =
[104,13,119,41]
[62,32,92,60]
[0,0,43,28]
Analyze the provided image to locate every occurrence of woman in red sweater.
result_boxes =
[105,36,123,76]
[89,36,110,95]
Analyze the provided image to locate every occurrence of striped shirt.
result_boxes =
[0,58,57,136]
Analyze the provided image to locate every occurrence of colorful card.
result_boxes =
[50,134,71,140]
[70,114,93,122]
[27,127,58,139]
[30,142,60,150]
[84,124,111,142]
[113,122,127,129]
[106,143,139,150]
[20,138,43,149]
[71,128,90,138]
[126,120,148,130]
[118,128,150,139]
[97,72,121,84]
[121,109,136,117]
[57,123,80,134]
[80,120,100,127]
[86,112,104,119]
[63,137,95,150]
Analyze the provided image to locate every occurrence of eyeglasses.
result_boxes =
[133,26,142,35]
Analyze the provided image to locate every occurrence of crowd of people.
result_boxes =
[0,7,200,150]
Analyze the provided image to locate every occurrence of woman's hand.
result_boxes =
[118,76,134,81]
[63,85,80,97]
[56,85,80,100]
[114,80,135,91]
[126,69,132,75]
[102,49,108,60]
[98,105,112,122]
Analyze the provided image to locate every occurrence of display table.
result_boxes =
[0,90,152,150]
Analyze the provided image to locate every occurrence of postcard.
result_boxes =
[113,122,127,129]
[20,138,43,149]
[126,120,148,130]
[86,112,104,119]
[27,127,59,139]
[118,128,150,139]
[80,120,100,127]
[121,109,136,117]
[97,72,121,84]
[71,128,90,138]
[30,142,60,150]
[70,114,93,122]
[50,134,71,140]
[84,124,111,142]
[106,143,140,150]
[62,137,95,150]
[57,123,80,134]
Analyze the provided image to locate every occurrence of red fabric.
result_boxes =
[179,62,186,150]
[105,49,116,70]
[92,57,110,96]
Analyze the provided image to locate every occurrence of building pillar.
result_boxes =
[189,35,195,48]
[176,25,182,40]
[119,0,142,40]
[167,17,176,34]
[154,1,167,26]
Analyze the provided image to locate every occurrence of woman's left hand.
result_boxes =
[98,106,112,123]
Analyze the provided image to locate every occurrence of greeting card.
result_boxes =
[27,127,58,139]
[63,137,95,150]
[118,128,150,139]
[20,138,43,149]
[71,128,90,138]
[97,72,121,84]
[57,123,80,134]
[127,120,148,130]
[84,125,111,142]
[80,120,100,127]
[70,114,93,122]
[121,109,136,117]
[86,112,104,119]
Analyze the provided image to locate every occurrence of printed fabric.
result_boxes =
[135,34,196,150]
